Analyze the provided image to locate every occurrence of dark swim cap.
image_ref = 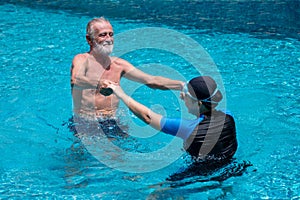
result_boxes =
[187,76,222,103]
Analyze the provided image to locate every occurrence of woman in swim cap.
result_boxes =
[104,76,237,163]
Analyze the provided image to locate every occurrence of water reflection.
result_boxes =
[4,0,300,39]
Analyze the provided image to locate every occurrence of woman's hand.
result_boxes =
[102,80,162,130]
[102,80,124,98]
[101,80,116,89]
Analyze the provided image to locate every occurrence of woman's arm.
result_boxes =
[105,81,163,130]
[104,80,203,140]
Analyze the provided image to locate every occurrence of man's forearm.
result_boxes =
[146,76,184,90]
[72,76,100,90]
[123,68,184,90]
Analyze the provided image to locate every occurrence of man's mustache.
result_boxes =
[103,40,113,46]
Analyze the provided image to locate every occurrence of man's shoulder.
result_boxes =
[71,53,90,68]
[110,57,134,70]
[111,56,126,64]
[73,53,89,62]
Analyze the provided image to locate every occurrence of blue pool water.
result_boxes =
[1,0,300,199]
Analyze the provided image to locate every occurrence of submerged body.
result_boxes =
[104,76,238,162]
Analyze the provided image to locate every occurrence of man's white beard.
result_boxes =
[94,41,113,56]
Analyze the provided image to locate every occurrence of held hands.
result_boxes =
[101,80,124,98]
[97,79,113,96]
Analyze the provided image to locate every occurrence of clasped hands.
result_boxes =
[99,80,123,97]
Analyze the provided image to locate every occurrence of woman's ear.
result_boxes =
[197,101,202,107]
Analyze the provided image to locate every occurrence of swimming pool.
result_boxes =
[1,0,299,199]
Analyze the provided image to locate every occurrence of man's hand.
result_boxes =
[101,80,124,98]
[97,79,115,96]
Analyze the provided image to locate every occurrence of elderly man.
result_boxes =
[70,17,183,136]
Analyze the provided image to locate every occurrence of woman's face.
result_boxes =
[180,92,200,116]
